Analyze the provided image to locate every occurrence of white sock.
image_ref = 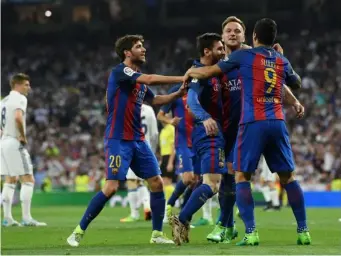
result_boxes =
[270,189,280,207]
[261,186,271,203]
[20,182,34,221]
[127,189,139,218]
[2,183,16,220]
[202,197,212,221]
[138,185,150,210]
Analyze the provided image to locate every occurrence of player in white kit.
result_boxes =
[259,155,280,211]
[120,103,159,222]
[1,73,47,227]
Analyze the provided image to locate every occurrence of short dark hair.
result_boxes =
[196,33,222,57]
[253,18,277,46]
[222,16,246,32]
[10,73,30,89]
[115,34,144,62]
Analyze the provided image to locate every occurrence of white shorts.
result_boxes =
[260,158,277,182]
[126,168,143,180]
[1,137,33,177]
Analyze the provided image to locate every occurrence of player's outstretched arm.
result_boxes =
[185,65,223,80]
[157,110,182,127]
[152,84,186,105]
[137,74,183,86]
[156,84,182,126]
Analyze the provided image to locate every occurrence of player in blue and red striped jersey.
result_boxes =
[184,18,311,246]
[67,35,187,246]
[207,15,248,244]
[157,59,201,222]
[170,33,227,245]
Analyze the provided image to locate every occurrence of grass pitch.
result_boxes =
[2,206,341,255]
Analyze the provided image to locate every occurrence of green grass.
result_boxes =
[2,206,341,255]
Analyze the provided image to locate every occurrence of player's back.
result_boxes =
[0,91,27,139]
[236,47,292,124]
[105,63,154,141]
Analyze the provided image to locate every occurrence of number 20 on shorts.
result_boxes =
[109,155,121,174]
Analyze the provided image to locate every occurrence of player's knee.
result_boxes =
[20,174,34,184]
[126,180,138,190]
[278,172,295,185]
[5,176,18,184]
[203,174,221,194]
[102,180,119,197]
[147,175,163,192]
[182,172,195,186]
[268,182,276,189]
[235,171,251,183]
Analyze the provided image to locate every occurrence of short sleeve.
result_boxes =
[160,84,181,113]
[116,65,142,82]
[144,87,155,103]
[284,61,301,88]
[217,50,242,73]
[14,95,27,112]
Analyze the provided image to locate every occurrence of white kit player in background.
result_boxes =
[259,155,281,211]
[1,73,47,227]
[119,103,159,222]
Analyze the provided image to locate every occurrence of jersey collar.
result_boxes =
[193,59,205,68]
[10,90,22,96]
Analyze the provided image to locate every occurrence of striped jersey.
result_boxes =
[105,63,155,141]
[217,46,300,124]
[161,84,193,148]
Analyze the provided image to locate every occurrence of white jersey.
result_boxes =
[141,104,159,153]
[1,91,32,177]
[0,90,27,139]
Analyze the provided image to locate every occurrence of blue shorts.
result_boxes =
[233,120,295,173]
[175,147,200,175]
[104,139,161,181]
[192,125,227,175]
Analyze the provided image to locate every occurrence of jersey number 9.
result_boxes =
[264,68,277,94]
[1,107,6,129]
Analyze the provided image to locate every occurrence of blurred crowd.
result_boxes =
[1,30,341,192]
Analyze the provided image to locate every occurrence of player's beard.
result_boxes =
[212,54,224,64]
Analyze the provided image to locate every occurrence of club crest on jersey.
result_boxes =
[123,67,136,77]
[112,168,118,174]
[132,86,147,104]
[211,78,221,92]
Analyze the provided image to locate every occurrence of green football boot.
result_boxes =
[236,230,259,246]
[207,222,226,243]
[297,231,311,245]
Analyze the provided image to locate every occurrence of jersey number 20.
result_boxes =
[1,107,6,129]
[264,67,277,94]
